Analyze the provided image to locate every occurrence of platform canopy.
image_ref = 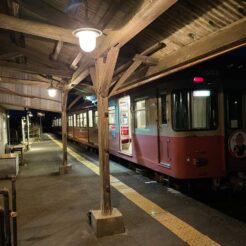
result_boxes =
[0,0,244,106]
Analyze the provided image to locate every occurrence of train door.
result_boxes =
[158,92,172,168]
[118,96,132,155]
[225,91,246,172]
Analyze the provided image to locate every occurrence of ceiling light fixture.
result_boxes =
[47,81,57,97]
[72,0,102,52]
[73,28,102,53]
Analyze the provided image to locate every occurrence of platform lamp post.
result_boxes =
[7,114,10,146]
[21,117,26,145]
[37,112,45,140]
[26,111,33,151]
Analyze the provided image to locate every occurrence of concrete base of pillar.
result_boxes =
[90,208,125,237]
[59,164,72,175]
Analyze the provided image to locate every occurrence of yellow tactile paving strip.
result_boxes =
[48,135,220,246]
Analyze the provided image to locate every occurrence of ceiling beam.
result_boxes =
[67,0,176,90]
[70,52,82,70]
[67,95,83,110]
[111,18,246,96]
[0,76,62,88]
[133,54,159,65]
[0,52,21,60]
[0,86,61,102]
[64,66,89,90]
[0,60,73,78]
[50,41,63,61]
[14,0,80,29]
[109,42,165,96]
[93,0,177,57]
[0,13,79,45]
[1,43,68,70]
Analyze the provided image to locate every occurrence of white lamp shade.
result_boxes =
[73,28,102,53]
[48,87,57,97]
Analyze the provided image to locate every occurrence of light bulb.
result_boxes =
[48,87,57,97]
[73,28,102,53]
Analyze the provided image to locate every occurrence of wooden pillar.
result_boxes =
[60,89,69,173]
[89,47,120,215]
[97,95,111,215]
[89,47,125,237]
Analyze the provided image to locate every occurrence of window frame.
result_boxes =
[171,89,218,131]
[134,98,148,129]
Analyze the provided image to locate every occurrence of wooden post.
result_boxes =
[97,94,111,215]
[60,89,70,174]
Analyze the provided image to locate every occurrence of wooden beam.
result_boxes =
[61,90,68,168]
[67,95,83,110]
[0,101,61,112]
[0,76,62,88]
[50,41,63,61]
[0,86,61,102]
[70,52,82,70]
[0,52,21,60]
[15,0,80,29]
[110,42,165,96]
[0,61,73,78]
[3,43,68,70]
[64,69,89,90]
[72,0,176,89]
[111,18,246,96]
[0,14,79,45]
[93,0,177,57]
[97,0,120,29]
[109,60,142,96]
[133,54,159,65]
[113,42,166,77]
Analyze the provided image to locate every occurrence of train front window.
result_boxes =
[172,91,189,130]
[227,93,242,129]
[172,90,217,131]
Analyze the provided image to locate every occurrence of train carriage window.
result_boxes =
[58,118,61,126]
[172,90,217,131]
[227,93,242,129]
[135,100,147,129]
[108,106,116,125]
[160,94,167,125]
[88,110,93,127]
[94,111,98,127]
[78,113,82,127]
[76,114,80,127]
[82,112,87,127]
[73,114,77,127]
[68,116,73,127]
[191,91,211,129]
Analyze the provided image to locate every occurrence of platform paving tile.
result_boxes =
[0,138,184,246]
[1,136,246,245]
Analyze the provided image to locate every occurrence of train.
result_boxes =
[52,67,246,187]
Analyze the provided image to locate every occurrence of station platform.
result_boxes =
[1,134,246,246]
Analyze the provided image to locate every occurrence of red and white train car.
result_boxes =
[52,73,246,181]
